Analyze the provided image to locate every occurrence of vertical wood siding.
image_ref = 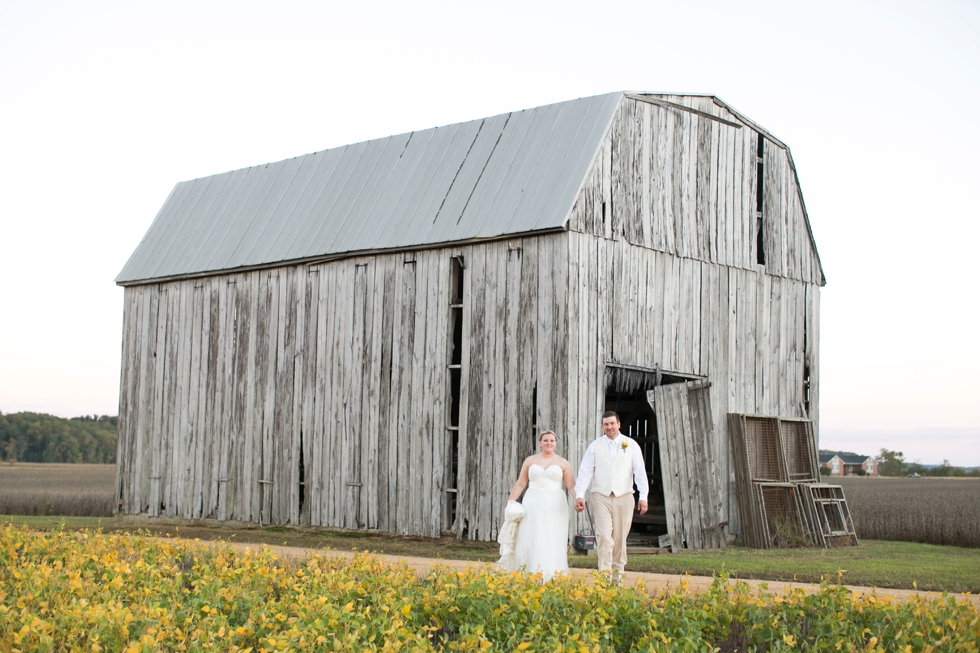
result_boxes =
[563,96,822,536]
[564,232,820,538]
[567,97,823,286]
[118,230,820,543]
[116,236,569,540]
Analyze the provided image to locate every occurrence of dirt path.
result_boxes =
[190,539,980,610]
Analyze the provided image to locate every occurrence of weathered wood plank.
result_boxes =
[479,243,499,539]
[139,286,155,513]
[549,232,569,459]
[709,120,723,266]
[677,110,695,260]
[272,270,291,524]
[408,254,429,536]
[489,242,507,539]
[121,287,140,513]
[147,287,169,517]
[652,386,681,551]
[326,263,346,527]
[170,281,190,517]
[462,246,485,538]
[363,260,382,530]
[224,277,246,522]
[427,253,448,536]
[676,384,704,549]
[757,273,772,415]
[639,102,653,249]
[333,263,353,528]
[730,126,743,269]
[395,258,417,534]
[602,122,613,241]
[696,116,712,265]
[454,248,473,537]
[564,236,579,455]
[286,268,305,525]
[308,266,327,527]
[715,122,729,267]
[740,268,756,414]
[347,263,367,529]
[197,281,215,519]
[261,273,281,524]
[517,237,538,465]
[376,258,397,532]
[354,258,381,528]
[218,277,236,520]
[723,125,736,268]
[806,283,821,436]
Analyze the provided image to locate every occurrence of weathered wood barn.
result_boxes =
[115,91,825,549]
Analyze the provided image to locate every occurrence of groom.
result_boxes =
[574,411,648,581]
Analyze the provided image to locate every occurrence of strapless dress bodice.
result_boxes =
[528,464,564,491]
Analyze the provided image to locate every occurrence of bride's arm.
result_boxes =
[507,458,532,501]
[562,460,576,495]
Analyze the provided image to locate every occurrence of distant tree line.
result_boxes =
[876,449,980,478]
[0,411,117,464]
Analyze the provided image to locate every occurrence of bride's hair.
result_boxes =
[538,430,557,442]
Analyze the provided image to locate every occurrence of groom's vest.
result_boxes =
[591,436,635,497]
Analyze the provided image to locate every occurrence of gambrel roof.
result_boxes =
[116,93,622,284]
[117,92,824,285]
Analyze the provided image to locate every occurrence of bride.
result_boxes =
[499,430,576,581]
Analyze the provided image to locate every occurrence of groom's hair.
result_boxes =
[601,411,620,422]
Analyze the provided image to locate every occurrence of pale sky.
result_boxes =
[1,1,977,465]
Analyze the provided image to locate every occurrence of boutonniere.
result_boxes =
[620,441,629,454]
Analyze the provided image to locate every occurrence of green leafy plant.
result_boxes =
[1,525,978,651]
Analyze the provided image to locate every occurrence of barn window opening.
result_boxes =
[755,134,766,265]
[802,364,811,418]
[756,217,766,265]
[298,430,306,515]
[531,384,538,450]
[601,365,701,545]
[445,256,464,531]
[605,382,666,545]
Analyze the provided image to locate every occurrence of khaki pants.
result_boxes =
[590,492,634,577]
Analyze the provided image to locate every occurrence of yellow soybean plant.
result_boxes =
[0,524,978,651]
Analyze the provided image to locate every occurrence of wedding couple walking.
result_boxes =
[498,411,649,582]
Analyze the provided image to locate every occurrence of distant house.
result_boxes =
[819,452,877,476]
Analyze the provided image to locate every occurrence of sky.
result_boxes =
[1,0,977,465]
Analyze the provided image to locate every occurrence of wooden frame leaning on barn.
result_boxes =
[115,92,825,549]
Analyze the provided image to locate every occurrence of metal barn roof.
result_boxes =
[116,92,623,284]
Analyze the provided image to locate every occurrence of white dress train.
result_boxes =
[500,464,569,581]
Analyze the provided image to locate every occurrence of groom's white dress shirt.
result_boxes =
[574,434,649,502]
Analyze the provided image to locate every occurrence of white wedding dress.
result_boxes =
[502,464,569,581]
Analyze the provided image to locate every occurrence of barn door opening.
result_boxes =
[647,380,726,551]
[603,388,666,545]
[603,365,680,546]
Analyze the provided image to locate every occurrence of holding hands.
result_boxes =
[575,496,647,514]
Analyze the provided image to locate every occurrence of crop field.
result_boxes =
[0,463,115,517]
[2,465,979,548]
[2,525,979,652]
[838,477,980,548]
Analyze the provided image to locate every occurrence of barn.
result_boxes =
[114,91,825,550]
